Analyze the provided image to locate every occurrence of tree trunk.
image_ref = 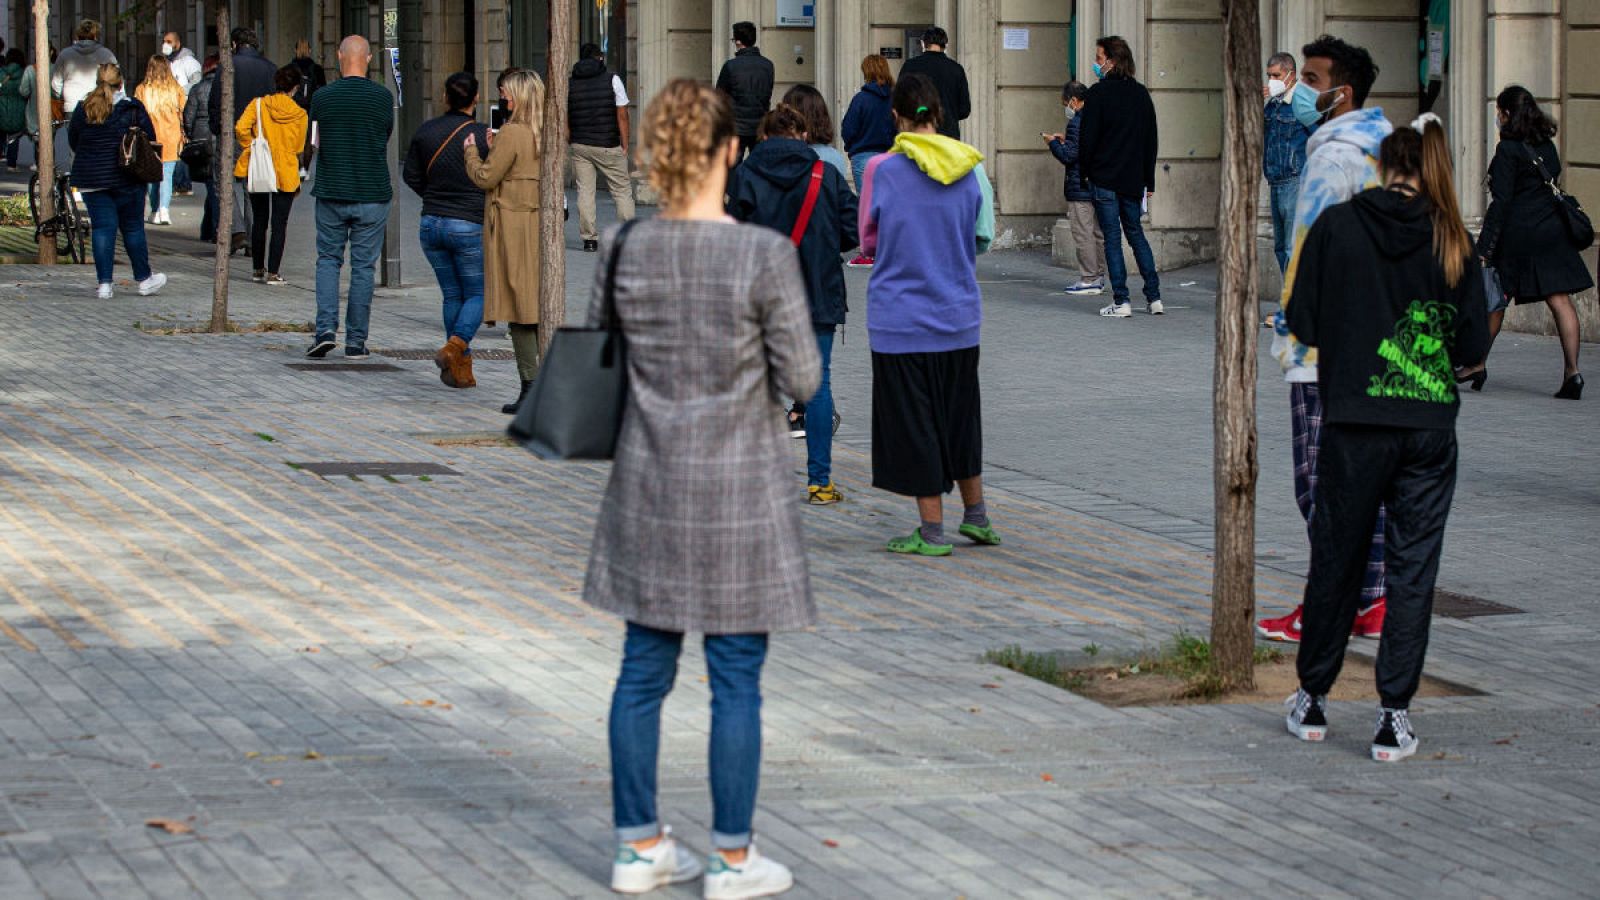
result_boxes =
[537,0,574,356]
[209,12,234,333]
[1211,0,1264,691]
[32,0,56,265]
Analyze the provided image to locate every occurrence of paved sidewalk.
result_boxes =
[0,190,1597,898]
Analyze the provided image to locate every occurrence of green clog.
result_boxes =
[886,529,954,557]
[959,522,1002,546]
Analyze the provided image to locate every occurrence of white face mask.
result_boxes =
[112,89,126,103]
[161,42,174,56]
[1266,78,1287,98]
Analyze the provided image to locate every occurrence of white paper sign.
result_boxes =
[1003,28,1029,51]
[1427,29,1444,80]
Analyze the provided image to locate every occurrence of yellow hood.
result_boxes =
[255,92,305,125]
[890,132,984,185]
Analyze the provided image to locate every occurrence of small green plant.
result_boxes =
[254,432,276,442]
[984,645,1075,689]
[0,194,31,227]
[284,461,305,470]
[417,475,433,483]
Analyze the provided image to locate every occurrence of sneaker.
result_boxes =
[583,239,599,252]
[886,528,954,557]
[704,843,793,900]
[264,273,288,287]
[137,273,167,296]
[787,412,806,439]
[610,828,703,894]
[345,345,370,360]
[845,254,874,268]
[1285,688,1328,742]
[252,269,267,283]
[1064,279,1104,295]
[306,336,337,358]
[96,283,113,300]
[1147,299,1165,315]
[1256,606,1302,643]
[1371,708,1418,762]
[1352,597,1386,638]
[157,209,171,226]
[1099,302,1132,318]
[807,483,844,505]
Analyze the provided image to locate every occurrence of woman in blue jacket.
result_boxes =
[841,56,895,182]
[68,63,167,299]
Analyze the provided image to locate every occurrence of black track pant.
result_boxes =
[250,190,297,275]
[1296,424,1457,709]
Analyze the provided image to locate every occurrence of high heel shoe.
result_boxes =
[1555,373,1584,400]
[1455,367,1487,392]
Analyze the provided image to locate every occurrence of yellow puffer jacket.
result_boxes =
[235,92,308,192]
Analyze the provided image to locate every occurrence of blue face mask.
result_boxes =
[1290,80,1339,128]
[1091,62,1104,79]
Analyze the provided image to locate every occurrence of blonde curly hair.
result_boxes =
[641,79,735,209]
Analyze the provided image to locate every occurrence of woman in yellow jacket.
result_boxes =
[236,66,309,284]
[134,54,185,225]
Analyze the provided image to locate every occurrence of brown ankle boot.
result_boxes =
[446,337,476,388]
[436,336,464,387]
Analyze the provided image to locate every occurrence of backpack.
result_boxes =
[246,98,277,193]
[119,123,164,183]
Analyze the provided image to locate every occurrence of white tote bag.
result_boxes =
[246,98,278,193]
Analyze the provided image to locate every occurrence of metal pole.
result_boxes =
[380,0,400,286]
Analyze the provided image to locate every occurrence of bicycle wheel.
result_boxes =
[28,169,41,227]
[61,180,87,264]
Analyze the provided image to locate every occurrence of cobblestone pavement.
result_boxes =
[0,189,1597,898]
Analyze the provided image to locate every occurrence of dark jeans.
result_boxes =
[1296,424,1457,709]
[419,215,485,345]
[80,186,152,285]
[249,190,297,275]
[200,180,218,243]
[609,621,767,850]
[314,199,388,348]
[1091,185,1160,304]
[173,158,191,192]
[2,131,20,168]
[806,327,835,486]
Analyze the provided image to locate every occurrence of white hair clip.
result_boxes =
[1411,111,1443,132]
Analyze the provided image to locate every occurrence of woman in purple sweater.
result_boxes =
[857,73,997,556]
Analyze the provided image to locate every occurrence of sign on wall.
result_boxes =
[777,0,815,27]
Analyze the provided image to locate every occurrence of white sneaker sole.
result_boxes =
[1099,307,1132,318]
[1286,716,1327,742]
[611,865,702,894]
[704,871,794,900]
[1371,741,1417,762]
[1065,286,1104,295]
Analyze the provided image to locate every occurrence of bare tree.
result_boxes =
[32,0,56,265]
[1210,0,1264,690]
[537,0,573,355]
[209,11,234,333]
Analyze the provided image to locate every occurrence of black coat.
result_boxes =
[1078,75,1158,199]
[726,137,859,327]
[208,47,278,139]
[289,56,327,109]
[403,111,490,224]
[897,50,970,140]
[1048,112,1092,202]
[1475,138,1595,299]
[567,57,620,148]
[68,98,157,191]
[715,48,774,138]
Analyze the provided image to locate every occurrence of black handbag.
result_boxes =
[1526,144,1594,251]
[507,219,639,460]
[119,128,164,184]
[179,138,212,182]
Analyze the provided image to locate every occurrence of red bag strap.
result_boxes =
[789,160,825,246]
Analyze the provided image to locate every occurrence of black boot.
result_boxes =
[501,380,532,414]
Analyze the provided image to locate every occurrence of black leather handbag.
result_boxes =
[179,138,212,182]
[507,219,638,460]
[119,128,164,184]
[1527,144,1594,251]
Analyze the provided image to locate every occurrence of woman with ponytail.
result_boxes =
[583,79,818,898]
[1282,116,1488,764]
[68,63,166,299]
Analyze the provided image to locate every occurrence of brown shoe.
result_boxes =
[447,337,476,388]
[435,337,462,387]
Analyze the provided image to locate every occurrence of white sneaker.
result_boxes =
[703,843,793,900]
[157,209,171,225]
[1064,279,1104,295]
[1099,302,1132,318]
[1148,299,1165,315]
[1371,708,1418,762]
[96,283,113,300]
[610,828,703,894]
[137,273,167,296]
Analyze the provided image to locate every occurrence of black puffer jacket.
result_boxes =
[568,58,620,148]
[715,48,774,139]
[726,137,858,327]
[208,47,277,139]
[68,98,157,191]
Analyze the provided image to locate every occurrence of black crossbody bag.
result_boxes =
[1525,143,1594,251]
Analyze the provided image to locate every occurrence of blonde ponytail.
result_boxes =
[82,62,121,125]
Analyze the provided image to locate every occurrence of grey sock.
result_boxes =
[919,521,946,545]
[963,502,989,528]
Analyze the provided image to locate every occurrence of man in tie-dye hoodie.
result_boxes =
[1259,36,1393,644]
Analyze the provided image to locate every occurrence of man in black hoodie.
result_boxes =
[209,27,277,253]
[898,27,970,140]
[715,21,774,160]
[567,43,634,253]
[1078,35,1161,318]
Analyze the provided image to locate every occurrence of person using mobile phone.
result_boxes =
[1046,80,1105,296]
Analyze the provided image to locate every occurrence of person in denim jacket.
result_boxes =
[1263,52,1312,273]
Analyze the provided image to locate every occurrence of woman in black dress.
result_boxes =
[1461,85,1590,399]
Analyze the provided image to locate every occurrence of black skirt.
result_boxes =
[871,346,983,497]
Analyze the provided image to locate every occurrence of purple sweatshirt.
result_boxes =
[859,150,987,354]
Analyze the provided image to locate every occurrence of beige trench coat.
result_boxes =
[465,121,542,324]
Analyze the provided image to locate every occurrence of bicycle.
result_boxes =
[27,120,89,264]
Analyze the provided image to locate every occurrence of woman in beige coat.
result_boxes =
[465,68,544,414]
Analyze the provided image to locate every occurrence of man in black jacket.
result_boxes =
[209,27,277,253]
[567,43,634,252]
[1078,34,1161,318]
[898,27,970,140]
[715,21,773,160]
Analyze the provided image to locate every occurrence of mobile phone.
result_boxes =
[490,105,508,131]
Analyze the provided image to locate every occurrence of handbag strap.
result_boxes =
[1523,142,1564,195]
[789,160,825,246]
[427,120,474,175]
[600,218,641,330]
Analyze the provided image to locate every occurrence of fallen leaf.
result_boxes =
[244,751,261,759]
[967,707,981,713]
[981,683,1001,690]
[440,704,453,711]
[822,839,840,848]
[146,818,193,835]
[149,763,162,770]
[1492,734,1517,745]
[488,749,512,757]
[303,750,322,760]
[1040,773,1054,783]
[267,779,283,787]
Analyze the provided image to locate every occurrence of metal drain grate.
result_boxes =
[291,462,461,477]
[1433,589,1523,619]
[375,348,517,360]
[284,362,403,372]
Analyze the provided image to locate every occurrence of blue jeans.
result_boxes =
[1269,178,1299,274]
[609,622,768,850]
[419,215,485,345]
[80,186,152,285]
[173,159,191,192]
[807,327,835,486]
[849,151,879,194]
[1091,185,1160,304]
[314,199,389,348]
[148,161,176,213]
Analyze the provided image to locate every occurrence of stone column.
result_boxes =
[835,0,868,119]
[712,0,730,75]
[1102,0,1142,67]
[1075,0,1100,81]
[637,0,667,101]
[1450,0,1486,220]
[956,0,995,162]
[935,0,954,33]
[814,0,835,130]
[1275,0,1324,65]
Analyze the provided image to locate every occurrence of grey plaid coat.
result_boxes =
[582,219,822,634]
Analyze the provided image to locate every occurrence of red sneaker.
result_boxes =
[846,254,875,268]
[1257,606,1302,643]
[1352,597,1386,638]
